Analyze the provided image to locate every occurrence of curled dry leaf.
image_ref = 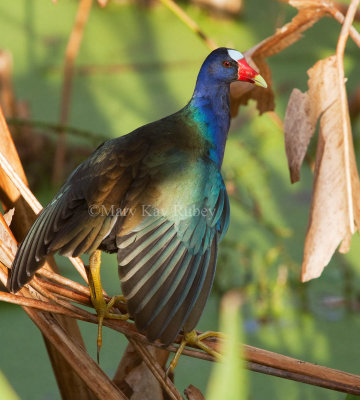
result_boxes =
[184,385,206,400]
[231,1,331,117]
[284,89,315,183]
[113,344,170,400]
[285,56,360,282]
[230,55,274,117]
[124,346,169,400]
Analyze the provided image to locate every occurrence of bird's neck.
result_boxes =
[186,81,231,167]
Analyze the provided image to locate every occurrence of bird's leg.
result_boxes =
[86,250,129,362]
[166,330,225,375]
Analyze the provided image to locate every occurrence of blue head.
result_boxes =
[194,47,267,94]
[187,48,266,166]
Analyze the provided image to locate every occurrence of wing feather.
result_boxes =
[10,136,148,293]
[117,183,229,345]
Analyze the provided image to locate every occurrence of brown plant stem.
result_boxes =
[0,108,35,239]
[52,0,93,185]
[330,4,360,48]
[246,361,360,394]
[38,269,91,297]
[335,0,360,234]
[2,267,360,396]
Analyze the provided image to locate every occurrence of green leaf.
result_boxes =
[345,395,360,399]
[206,291,247,400]
[0,370,20,400]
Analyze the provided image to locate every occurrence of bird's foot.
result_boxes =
[92,294,129,363]
[166,330,225,375]
[86,250,129,363]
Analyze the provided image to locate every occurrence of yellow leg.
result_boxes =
[166,330,225,375]
[86,250,129,362]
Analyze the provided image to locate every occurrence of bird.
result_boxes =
[10,47,266,370]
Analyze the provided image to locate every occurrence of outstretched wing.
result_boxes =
[116,172,230,345]
[10,135,150,292]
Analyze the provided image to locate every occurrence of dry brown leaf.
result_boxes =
[230,55,274,117]
[184,385,206,400]
[284,89,314,183]
[289,56,360,282]
[231,3,331,117]
[113,343,170,400]
[125,358,164,400]
[283,81,326,183]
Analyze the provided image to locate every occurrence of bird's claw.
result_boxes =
[94,295,129,363]
[166,330,225,376]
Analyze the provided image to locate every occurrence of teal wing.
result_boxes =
[116,170,230,345]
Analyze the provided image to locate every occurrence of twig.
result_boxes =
[30,277,94,319]
[0,290,86,319]
[246,361,360,394]
[36,278,92,307]
[6,117,106,144]
[53,0,93,184]
[157,0,217,50]
[329,6,360,48]
[38,268,91,297]
[335,0,360,234]
[0,150,42,214]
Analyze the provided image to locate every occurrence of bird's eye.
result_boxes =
[223,61,231,68]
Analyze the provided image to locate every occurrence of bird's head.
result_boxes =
[201,47,267,88]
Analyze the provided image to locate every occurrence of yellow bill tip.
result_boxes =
[253,74,267,88]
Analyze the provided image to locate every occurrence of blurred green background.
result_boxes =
[1,0,360,399]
